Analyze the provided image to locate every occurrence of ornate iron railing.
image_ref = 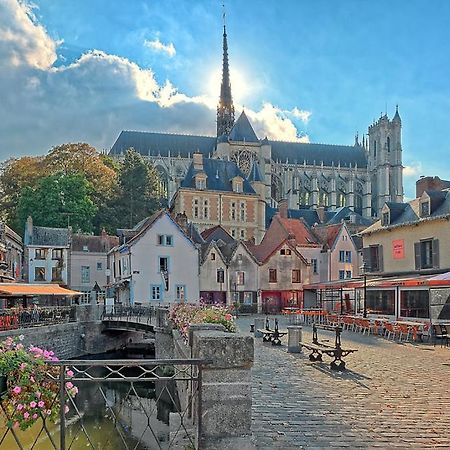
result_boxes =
[102,305,169,329]
[0,358,206,450]
[0,306,76,331]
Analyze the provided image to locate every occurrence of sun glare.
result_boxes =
[207,68,249,106]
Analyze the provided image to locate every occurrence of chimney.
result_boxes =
[278,199,288,218]
[193,152,204,171]
[316,206,326,223]
[25,216,33,244]
[175,212,189,234]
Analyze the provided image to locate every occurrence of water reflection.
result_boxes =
[0,356,177,449]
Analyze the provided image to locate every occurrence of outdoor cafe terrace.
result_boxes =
[302,271,450,325]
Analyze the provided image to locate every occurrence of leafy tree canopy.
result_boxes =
[16,173,97,233]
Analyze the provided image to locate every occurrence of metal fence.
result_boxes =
[0,358,206,450]
[102,305,169,329]
[0,306,76,331]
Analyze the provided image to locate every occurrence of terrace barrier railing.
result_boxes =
[0,306,76,331]
[0,358,207,450]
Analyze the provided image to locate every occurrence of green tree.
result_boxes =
[117,149,160,228]
[16,173,97,233]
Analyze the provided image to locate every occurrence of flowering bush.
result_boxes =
[169,304,236,340]
[0,336,77,431]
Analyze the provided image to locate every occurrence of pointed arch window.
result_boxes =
[387,136,391,152]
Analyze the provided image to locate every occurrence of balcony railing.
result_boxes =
[0,358,206,450]
[0,307,76,331]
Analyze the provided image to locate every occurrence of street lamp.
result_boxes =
[360,263,368,318]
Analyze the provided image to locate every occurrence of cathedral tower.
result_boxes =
[367,106,403,215]
[216,18,235,137]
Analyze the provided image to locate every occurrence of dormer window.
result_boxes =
[195,175,206,190]
[382,212,390,226]
[232,177,243,193]
[420,201,430,217]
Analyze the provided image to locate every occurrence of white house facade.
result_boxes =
[108,211,200,305]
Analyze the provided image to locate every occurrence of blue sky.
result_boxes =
[1,0,450,198]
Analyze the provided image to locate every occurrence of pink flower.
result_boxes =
[64,405,69,414]
[36,392,41,398]
[20,363,27,370]
[13,422,19,429]
[66,382,73,389]
[70,386,78,395]
[225,314,232,321]
[32,413,38,420]
[30,401,37,408]
[16,404,24,411]
[12,386,21,394]
[37,401,45,408]
[66,370,74,378]
[43,350,50,358]
[46,409,52,416]
[23,412,30,419]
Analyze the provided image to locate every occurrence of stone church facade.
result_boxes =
[110,23,403,219]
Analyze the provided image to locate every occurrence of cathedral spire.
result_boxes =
[217,6,235,137]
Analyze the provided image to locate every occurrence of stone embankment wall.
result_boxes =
[0,305,143,359]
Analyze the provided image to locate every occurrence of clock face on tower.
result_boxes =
[231,149,255,177]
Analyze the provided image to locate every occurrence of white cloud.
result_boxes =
[0,0,310,157]
[246,103,310,142]
[0,0,57,69]
[144,38,176,57]
[403,162,423,177]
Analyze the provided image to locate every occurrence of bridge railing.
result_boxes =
[102,304,169,328]
[0,358,207,450]
[0,306,76,331]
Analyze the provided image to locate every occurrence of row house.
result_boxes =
[23,217,118,303]
[108,211,199,305]
[70,230,118,303]
[24,217,71,286]
[360,188,450,320]
[0,222,23,281]
[197,209,360,313]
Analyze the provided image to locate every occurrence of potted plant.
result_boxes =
[0,336,78,430]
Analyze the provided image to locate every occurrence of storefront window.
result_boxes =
[243,292,253,305]
[366,290,395,315]
[400,290,430,318]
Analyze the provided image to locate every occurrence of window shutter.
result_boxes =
[378,245,384,272]
[414,242,421,270]
[362,247,371,271]
[432,239,440,269]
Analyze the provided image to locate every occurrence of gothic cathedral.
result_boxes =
[110,22,403,219]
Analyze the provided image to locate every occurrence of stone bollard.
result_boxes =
[254,318,265,338]
[191,329,255,449]
[287,326,303,353]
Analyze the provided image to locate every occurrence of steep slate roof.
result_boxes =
[228,111,259,142]
[201,225,235,244]
[110,131,216,157]
[71,234,119,253]
[362,190,450,235]
[180,158,256,194]
[28,226,70,247]
[385,202,408,223]
[326,207,373,226]
[247,161,264,183]
[110,132,368,169]
[266,205,372,229]
[270,141,367,168]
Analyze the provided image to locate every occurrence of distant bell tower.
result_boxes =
[216,11,235,137]
[367,106,403,216]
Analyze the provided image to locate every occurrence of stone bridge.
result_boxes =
[101,305,169,333]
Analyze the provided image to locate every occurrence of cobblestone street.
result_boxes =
[237,316,450,449]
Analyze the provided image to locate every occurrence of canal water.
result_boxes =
[0,350,177,449]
